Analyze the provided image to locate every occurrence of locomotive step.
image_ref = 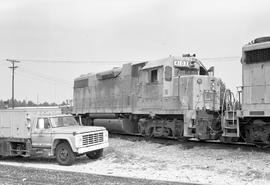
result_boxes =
[225,118,237,121]
[223,126,237,129]
[222,133,238,137]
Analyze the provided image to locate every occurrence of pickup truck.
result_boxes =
[0,108,109,165]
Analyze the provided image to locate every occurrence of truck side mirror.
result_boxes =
[79,115,82,126]
[26,114,31,129]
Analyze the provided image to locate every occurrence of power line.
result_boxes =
[16,70,73,88]
[13,59,134,64]
[0,60,9,66]
[20,67,73,85]
[198,56,241,61]
[1,56,242,90]
[1,56,242,64]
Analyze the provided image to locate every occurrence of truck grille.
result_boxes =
[82,132,103,146]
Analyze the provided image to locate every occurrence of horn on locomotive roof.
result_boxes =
[182,54,196,57]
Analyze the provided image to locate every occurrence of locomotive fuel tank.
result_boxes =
[93,119,138,134]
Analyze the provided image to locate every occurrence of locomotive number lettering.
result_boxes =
[173,60,189,67]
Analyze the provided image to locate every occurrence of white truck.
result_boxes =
[0,107,109,165]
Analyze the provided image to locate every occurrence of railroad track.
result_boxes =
[109,133,270,151]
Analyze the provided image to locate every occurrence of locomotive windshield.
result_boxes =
[173,57,208,76]
[244,48,270,64]
[174,67,198,76]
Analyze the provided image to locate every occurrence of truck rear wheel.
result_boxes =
[56,142,75,166]
[86,149,103,159]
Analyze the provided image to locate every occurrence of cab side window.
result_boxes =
[37,118,50,129]
[150,69,158,83]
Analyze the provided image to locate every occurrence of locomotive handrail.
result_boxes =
[241,84,270,87]
[221,89,236,114]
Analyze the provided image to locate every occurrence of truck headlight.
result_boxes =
[103,130,109,142]
[75,135,83,147]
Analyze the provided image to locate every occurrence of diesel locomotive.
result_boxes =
[222,37,270,146]
[73,55,224,141]
[73,37,270,147]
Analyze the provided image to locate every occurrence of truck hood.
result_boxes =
[52,126,106,134]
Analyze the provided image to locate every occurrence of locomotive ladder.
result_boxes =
[222,110,240,138]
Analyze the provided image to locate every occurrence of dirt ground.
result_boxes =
[1,137,270,185]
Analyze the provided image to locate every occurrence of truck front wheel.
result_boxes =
[86,149,103,159]
[56,142,75,166]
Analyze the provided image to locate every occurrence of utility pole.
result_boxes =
[6,59,20,109]
[37,93,39,105]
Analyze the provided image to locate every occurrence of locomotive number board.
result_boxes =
[173,60,190,67]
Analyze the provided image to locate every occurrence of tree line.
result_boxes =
[0,99,69,109]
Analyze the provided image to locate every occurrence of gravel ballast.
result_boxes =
[0,137,270,185]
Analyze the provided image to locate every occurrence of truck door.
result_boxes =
[31,118,52,148]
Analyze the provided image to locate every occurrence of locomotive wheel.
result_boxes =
[56,142,75,166]
[147,127,155,137]
[220,137,239,143]
[254,143,270,149]
[138,124,146,136]
[13,155,23,159]
[255,134,270,148]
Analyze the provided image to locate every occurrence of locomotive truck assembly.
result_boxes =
[73,37,270,147]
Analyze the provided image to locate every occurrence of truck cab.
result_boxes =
[0,108,109,165]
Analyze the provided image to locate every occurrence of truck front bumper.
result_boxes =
[76,142,109,154]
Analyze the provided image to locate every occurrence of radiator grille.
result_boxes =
[82,132,104,146]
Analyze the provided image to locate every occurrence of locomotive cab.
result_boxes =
[137,55,221,140]
[241,39,270,117]
[221,37,270,146]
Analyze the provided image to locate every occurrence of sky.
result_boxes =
[0,0,269,104]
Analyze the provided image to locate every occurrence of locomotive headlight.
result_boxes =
[197,78,202,84]
[211,80,215,91]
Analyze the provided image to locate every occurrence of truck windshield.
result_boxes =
[50,116,79,128]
